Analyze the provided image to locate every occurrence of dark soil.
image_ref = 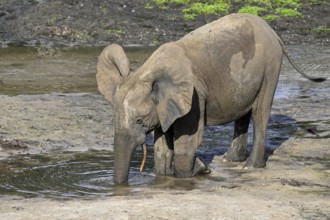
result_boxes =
[0,139,27,150]
[0,0,329,47]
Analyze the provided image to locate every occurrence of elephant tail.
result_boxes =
[278,40,326,82]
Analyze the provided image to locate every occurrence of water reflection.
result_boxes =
[0,149,155,198]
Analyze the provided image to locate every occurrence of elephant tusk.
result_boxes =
[140,143,147,172]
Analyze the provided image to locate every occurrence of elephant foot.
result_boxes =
[224,147,248,162]
[174,155,210,178]
[192,157,211,175]
[244,157,266,169]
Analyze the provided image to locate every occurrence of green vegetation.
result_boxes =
[182,2,230,20]
[275,0,300,8]
[149,0,305,22]
[308,0,328,4]
[313,26,330,37]
[244,0,272,8]
[262,14,280,22]
[275,8,302,17]
[238,6,266,16]
[106,28,126,36]
[154,0,191,3]
[314,26,330,33]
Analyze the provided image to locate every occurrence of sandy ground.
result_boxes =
[0,94,114,157]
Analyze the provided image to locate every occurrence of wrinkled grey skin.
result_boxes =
[96,14,325,184]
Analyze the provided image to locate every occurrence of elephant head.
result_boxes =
[96,44,194,184]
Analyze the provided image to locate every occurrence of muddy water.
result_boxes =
[0,45,329,199]
[0,47,154,95]
[0,149,156,198]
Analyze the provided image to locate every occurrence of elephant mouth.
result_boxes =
[139,143,147,172]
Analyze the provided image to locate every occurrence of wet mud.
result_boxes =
[0,45,329,219]
[0,0,329,47]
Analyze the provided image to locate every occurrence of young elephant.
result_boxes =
[96,13,325,184]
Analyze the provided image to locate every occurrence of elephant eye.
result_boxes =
[152,82,159,93]
[136,118,143,124]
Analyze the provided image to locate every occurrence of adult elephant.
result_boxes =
[96,13,325,184]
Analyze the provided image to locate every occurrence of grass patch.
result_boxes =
[183,2,230,20]
[244,0,272,8]
[145,3,154,9]
[313,26,330,37]
[153,0,191,4]
[238,6,266,16]
[262,14,280,22]
[275,0,301,8]
[150,0,307,22]
[275,8,302,17]
[313,26,330,33]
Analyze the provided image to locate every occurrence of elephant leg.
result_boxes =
[245,106,268,168]
[224,110,251,162]
[173,143,209,178]
[172,151,195,178]
[246,68,280,168]
[172,91,209,177]
[172,123,200,178]
[154,127,174,175]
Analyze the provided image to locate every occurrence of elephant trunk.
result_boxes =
[113,131,136,184]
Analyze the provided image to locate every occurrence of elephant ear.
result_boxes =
[96,44,130,105]
[140,44,194,132]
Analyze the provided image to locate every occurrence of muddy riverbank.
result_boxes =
[0,138,329,219]
[0,44,329,219]
[0,0,329,47]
